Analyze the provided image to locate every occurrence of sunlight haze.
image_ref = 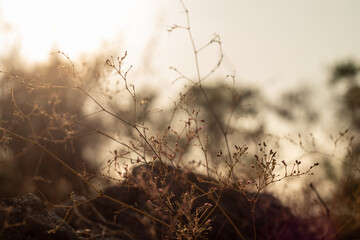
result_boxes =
[1,0,359,88]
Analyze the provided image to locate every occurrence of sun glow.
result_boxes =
[0,0,158,63]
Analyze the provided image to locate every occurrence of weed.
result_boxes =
[2,1,357,240]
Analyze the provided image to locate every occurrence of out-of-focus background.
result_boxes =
[0,0,359,229]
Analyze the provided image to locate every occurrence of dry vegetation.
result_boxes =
[1,1,359,239]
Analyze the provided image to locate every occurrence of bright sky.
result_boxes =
[0,0,160,65]
[1,0,360,90]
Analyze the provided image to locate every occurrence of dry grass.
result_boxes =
[1,1,359,239]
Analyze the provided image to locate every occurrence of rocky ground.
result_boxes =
[0,165,336,240]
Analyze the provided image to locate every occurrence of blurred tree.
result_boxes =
[330,60,359,86]
[159,82,262,170]
[330,59,360,129]
[327,59,360,239]
[0,54,104,201]
[269,86,318,124]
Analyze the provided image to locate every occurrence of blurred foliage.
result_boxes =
[330,59,360,130]
[270,87,318,124]
[182,83,261,154]
[327,59,360,239]
[0,55,102,201]
[330,60,359,85]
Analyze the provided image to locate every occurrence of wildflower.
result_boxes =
[204,203,213,207]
